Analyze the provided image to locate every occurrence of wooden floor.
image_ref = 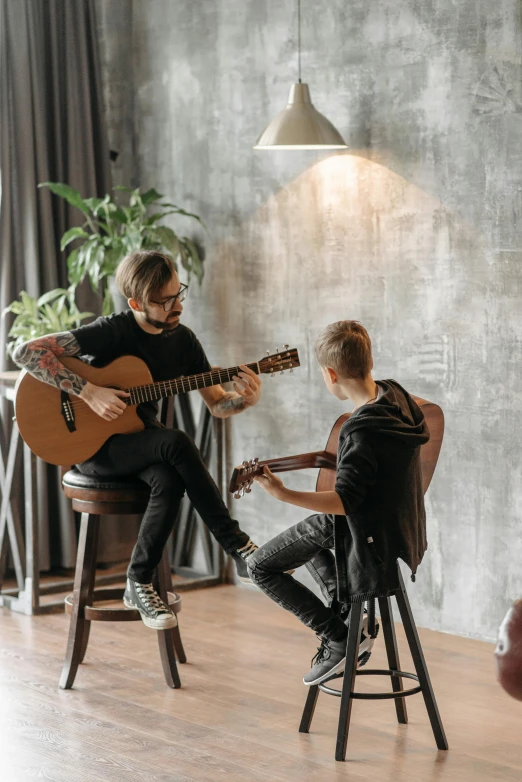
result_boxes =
[0,584,521,781]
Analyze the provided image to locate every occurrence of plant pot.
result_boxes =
[108,275,129,314]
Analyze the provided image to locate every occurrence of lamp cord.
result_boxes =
[297,0,302,83]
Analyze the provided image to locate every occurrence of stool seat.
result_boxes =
[62,468,150,512]
[63,468,149,494]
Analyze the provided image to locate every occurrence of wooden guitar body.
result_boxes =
[230,396,444,497]
[15,356,149,466]
[15,347,300,467]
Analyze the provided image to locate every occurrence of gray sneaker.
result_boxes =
[123,578,177,630]
[303,616,376,685]
[303,637,347,685]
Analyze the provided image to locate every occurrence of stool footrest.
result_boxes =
[65,588,182,622]
[318,668,421,700]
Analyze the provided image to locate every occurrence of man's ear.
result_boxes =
[128,298,143,313]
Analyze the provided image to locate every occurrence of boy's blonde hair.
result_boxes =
[115,250,177,304]
[315,320,372,379]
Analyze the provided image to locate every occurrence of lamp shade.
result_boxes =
[254,83,347,150]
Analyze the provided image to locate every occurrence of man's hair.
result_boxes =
[315,320,373,379]
[115,250,177,303]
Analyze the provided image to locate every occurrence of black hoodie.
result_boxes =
[333,379,430,604]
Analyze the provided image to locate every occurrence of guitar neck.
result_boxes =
[258,450,337,473]
[126,361,260,405]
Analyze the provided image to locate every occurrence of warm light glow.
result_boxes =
[253,144,348,150]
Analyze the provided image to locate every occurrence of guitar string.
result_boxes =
[64,356,296,412]
[64,364,258,411]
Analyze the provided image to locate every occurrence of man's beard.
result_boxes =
[143,307,182,332]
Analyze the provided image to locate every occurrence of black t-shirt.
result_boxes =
[71,312,212,426]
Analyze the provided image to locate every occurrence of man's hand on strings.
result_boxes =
[231,364,262,407]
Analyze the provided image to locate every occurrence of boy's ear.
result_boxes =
[326,366,338,384]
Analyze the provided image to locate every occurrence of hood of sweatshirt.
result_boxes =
[341,379,430,447]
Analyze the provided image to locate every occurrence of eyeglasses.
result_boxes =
[150,284,188,312]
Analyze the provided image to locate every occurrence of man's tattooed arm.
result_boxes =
[12,332,87,395]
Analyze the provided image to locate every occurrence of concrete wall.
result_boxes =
[97,0,522,641]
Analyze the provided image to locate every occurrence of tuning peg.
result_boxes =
[290,368,293,373]
[234,491,241,500]
[284,344,289,350]
[243,460,249,468]
[253,457,259,464]
[266,350,271,356]
[245,485,252,494]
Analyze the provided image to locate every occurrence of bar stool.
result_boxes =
[60,468,186,690]
[299,568,448,760]
[299,394,447,761]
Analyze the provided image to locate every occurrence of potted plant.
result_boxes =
[2,184,207,359]
[2,288,93,359]
[39,183,206,314]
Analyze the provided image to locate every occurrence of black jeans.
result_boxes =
[248,513,348,641]
[78,428,250,582]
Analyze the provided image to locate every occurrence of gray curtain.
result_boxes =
[0,0,130,570]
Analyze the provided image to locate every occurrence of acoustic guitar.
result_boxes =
[229,396,444,498]
[15,347,300,466]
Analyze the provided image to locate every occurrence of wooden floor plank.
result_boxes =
[1,584,521,781]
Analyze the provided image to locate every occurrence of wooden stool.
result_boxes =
[299,565,448,761]
[60,468,186,690]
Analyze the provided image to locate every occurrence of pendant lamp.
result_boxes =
[254,0,347,150]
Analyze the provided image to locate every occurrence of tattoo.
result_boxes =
[212,392,247,417]
[13,332,86,395]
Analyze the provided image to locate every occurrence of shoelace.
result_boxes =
[135,583,171,615]
[238,540,258,559]
[311,638,332,667]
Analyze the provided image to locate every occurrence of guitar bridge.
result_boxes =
[60,391,76,433]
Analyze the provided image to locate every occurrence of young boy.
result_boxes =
[248,320,429,685]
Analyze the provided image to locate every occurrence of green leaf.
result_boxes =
[106,203,128,224]
[20,291,38,317]
[37,288,69,306]
[39,182,90,217]
[178,241,190,273]
[60,226,90,251]
[104,245,125,274]
[122,230,143,253]
[159,203,207,230]
[82,197,104,214]
[102,287,114,316]
[43,303,62,332]
[183,237,204,283]
[152,226,180,258]
[141,188,164,205]
[66,247,82,286]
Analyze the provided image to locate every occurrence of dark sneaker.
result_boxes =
[303,616,378,685]
[123,578,177,630]
[303,637,347,685]
[232,540,259,583]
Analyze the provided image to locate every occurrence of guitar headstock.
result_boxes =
[258,346,300,377]
[229,457,263,498]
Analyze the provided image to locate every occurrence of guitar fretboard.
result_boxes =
[126,362,260,405]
